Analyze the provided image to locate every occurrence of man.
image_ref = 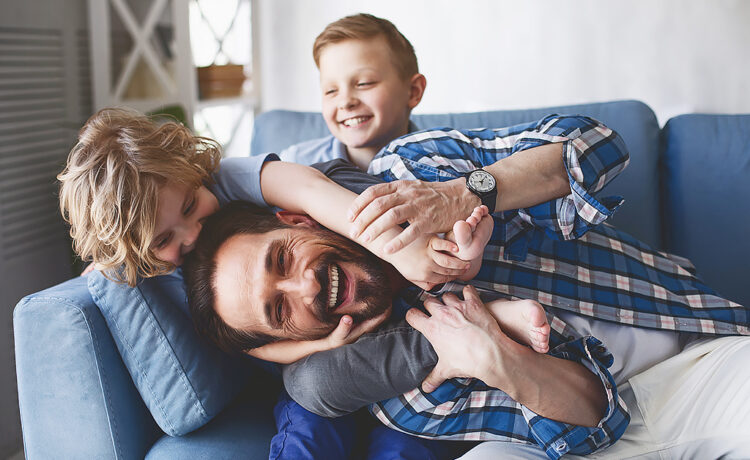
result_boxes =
[185,115,748,458]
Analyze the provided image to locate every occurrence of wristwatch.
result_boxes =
[465,168,497,213]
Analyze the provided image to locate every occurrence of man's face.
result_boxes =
[212,217,392,341]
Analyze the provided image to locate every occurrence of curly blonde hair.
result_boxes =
[58,107,221,286]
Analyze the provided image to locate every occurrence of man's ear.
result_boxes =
[407,73,426,110]
[276,211,319,228]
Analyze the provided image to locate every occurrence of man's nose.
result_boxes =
[278,268,320,305]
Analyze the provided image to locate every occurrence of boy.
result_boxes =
[278,13,426,171]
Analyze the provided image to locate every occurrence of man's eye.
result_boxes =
[278,250,286,273]
[275,299,284,324]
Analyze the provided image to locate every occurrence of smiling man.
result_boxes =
[203,204,397,348]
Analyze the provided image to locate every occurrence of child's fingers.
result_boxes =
[430,236,458,253]
[430,250,470,272]
[327,315,354,344]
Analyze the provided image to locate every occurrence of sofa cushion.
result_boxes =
[251,100,662,248]
[87,269,260,436]
[661,114,750,308]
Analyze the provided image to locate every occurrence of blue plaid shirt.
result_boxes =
[365,115,748,459]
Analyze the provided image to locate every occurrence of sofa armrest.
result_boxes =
[14,276,160,459]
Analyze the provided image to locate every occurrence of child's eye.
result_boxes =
[183,197,196,215]
[155,233,172,249]
[357,81,374,87]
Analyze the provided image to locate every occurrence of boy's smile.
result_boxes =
[319,36,424,169]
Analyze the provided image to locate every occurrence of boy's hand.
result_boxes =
[384,234,469,290]
[244,311,388,364]
[348,178,480,254]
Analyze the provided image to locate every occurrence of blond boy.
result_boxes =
[279,13,426,171]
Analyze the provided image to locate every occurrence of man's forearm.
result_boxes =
[487,335,608,427]
[437,142,568,216]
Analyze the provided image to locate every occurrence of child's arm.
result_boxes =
[245,312,388,364]
[259,161,469,288]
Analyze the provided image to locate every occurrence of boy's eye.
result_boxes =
[357,81,374,87]
[183,196,196,215]
[324,88,337,96]
[155,233,172,249]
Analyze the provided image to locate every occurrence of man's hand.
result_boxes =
[406,285,518,392]
[348,178,480,254]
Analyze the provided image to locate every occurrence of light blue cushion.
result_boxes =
[661,114,750,307]
[87,270,259,436]
[251,100,662,248]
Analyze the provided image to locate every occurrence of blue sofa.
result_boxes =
[14,100,749,459]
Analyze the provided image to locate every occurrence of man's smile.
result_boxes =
[327,263,351,312]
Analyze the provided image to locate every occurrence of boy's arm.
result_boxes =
[260,160,467,287]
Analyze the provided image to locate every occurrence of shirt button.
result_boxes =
[555,441,568,452]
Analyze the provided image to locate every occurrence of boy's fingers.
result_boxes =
[430,251,470,271]
[329,315,354,341]
[348,182,397,222]
[430,237,458,253]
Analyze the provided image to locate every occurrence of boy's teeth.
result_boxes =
[329,265,339,309]
[343,117,367,127]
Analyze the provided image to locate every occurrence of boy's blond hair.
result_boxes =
[313,13,418,80]
[58,107,221,286]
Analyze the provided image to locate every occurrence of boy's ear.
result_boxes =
[276,211,320,228]
[407,73,427,110]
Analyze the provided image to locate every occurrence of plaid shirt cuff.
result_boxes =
[520,116,630,241]
[520,336,631,459]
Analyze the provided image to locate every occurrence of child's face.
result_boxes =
[151,182,219,266]
[319,37,418,159]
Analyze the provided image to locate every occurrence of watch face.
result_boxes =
[468,170,496,193]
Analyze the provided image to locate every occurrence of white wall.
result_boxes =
[255,0,750,125]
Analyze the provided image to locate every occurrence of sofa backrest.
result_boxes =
[252,100,663,249]
[661,114,750,307]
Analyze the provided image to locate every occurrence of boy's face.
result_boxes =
[152,182,219,266]
[319,37,421,160]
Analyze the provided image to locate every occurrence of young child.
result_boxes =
[58,108,549,363]
[278,13,426,171]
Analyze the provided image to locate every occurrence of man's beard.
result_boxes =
[289,227,392,340]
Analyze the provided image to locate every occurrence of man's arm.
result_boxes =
[351,114,630,251]
[281,319,436,417]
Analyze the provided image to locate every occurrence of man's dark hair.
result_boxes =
[183,200,289,355]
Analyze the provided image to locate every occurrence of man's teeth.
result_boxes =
[329,265,339,309]
[342,116,368,127]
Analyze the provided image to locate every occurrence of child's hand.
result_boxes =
[244,311,388,364]
[385,234,469,290]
